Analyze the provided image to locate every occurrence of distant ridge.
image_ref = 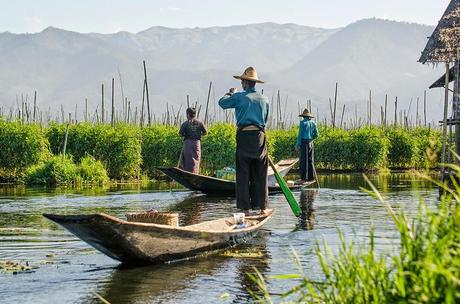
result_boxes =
[0,19,444,121]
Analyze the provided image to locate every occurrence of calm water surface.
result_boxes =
[0,174,437,303]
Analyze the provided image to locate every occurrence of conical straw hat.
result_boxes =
[233,66,264,83]
[299,108,314,118]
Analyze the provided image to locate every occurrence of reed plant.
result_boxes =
[24,155,109,186]
[0,120,49,180]
[249,171,460,303]
[141,124,182,177]
[47,123,141,179]
[201,123,236,173]
[0,120,445,181]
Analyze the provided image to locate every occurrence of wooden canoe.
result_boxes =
[43,211,273,264]
[157,158,314,196]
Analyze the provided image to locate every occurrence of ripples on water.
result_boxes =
[0,174,437,303]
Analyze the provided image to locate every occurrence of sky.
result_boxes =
[0,0,452,33]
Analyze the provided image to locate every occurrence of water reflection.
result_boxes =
[0,173,440,304]
[233,241,271,304]
[88,230,272,303]
[297,189,318,230]
[318,172,436,193]
[91,258,227,304]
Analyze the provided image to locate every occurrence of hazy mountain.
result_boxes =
[0,20,445,123]
[282,19,441,122]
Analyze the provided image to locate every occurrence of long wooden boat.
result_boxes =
[43,211,273,264]
[157,159,314,196]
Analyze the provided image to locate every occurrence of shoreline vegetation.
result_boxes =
[0,119,442,186]
[249,171,460,303]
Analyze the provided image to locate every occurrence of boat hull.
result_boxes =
[43,212,272,264]
[157,166,314,196]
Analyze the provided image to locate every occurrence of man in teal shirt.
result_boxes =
[219,67,271,215]
[295,109,318,183]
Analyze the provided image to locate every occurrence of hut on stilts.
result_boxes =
[419,0,460,184]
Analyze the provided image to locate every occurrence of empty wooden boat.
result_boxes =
[43,211,273,264]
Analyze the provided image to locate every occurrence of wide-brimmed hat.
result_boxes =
[299,108,314,118]
[233,66,264,83]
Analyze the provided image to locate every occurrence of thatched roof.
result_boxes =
[419,0,460,63]
[429,66,455,88]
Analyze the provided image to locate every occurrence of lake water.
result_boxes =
[0,173,437,303]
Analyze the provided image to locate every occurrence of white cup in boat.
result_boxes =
[233,213,245,225]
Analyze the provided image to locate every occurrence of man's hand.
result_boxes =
[229,88,237,94]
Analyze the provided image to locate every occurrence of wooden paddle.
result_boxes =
[268,156,301,217]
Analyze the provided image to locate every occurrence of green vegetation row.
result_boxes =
[250,173,460,303]
[0,120,442,185]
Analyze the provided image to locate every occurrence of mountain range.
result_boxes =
[0,19,445,123]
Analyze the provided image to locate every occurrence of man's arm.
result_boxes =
[264,102,270,125]
[311,121,318,140]
[218,88,238,109]
[296,121,304,148]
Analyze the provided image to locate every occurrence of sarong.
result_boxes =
[180,139,201,174]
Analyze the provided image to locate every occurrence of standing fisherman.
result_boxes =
[295,109,318,183]
[219,67,272,215]
[179,107,207,173]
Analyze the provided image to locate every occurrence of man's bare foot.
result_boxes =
[259,208,273,215]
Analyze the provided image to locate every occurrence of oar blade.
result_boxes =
[273,167,301,217]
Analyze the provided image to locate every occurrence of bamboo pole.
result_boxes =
[101,84,105,124]
[423,90,427,127]
[143,61,151,125]
[33,91,37,123]
[454,60,460,161]
[74,104,78,123]
[340,104,346,129]
[140,80,145,127]
[441,62,450,181]
[333,82,338,128]
[384,94,388,128]
[204,81,212,125]
[111,78,115,127]
[394,97,398,126]
[328,98,333,127]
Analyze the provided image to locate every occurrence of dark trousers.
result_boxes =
[236,130,268,210]
[300,139,315,181]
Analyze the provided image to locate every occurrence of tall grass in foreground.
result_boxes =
[250,171,460,303]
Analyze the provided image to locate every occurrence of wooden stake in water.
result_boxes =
[333,82,338,128]
[111,78,115,127]
[143,61,151,126]
[204,81,212,125]
[394,97,398,126]
[63,123,69,157]
[424,90,427,127]
[441,62,450,181]
[33,91,37,123]
[384,94,388,128]
[85,98,88,122]
[101,84,105,124]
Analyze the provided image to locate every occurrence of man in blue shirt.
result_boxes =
[219,67,271,215]
[295,109,319,183]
